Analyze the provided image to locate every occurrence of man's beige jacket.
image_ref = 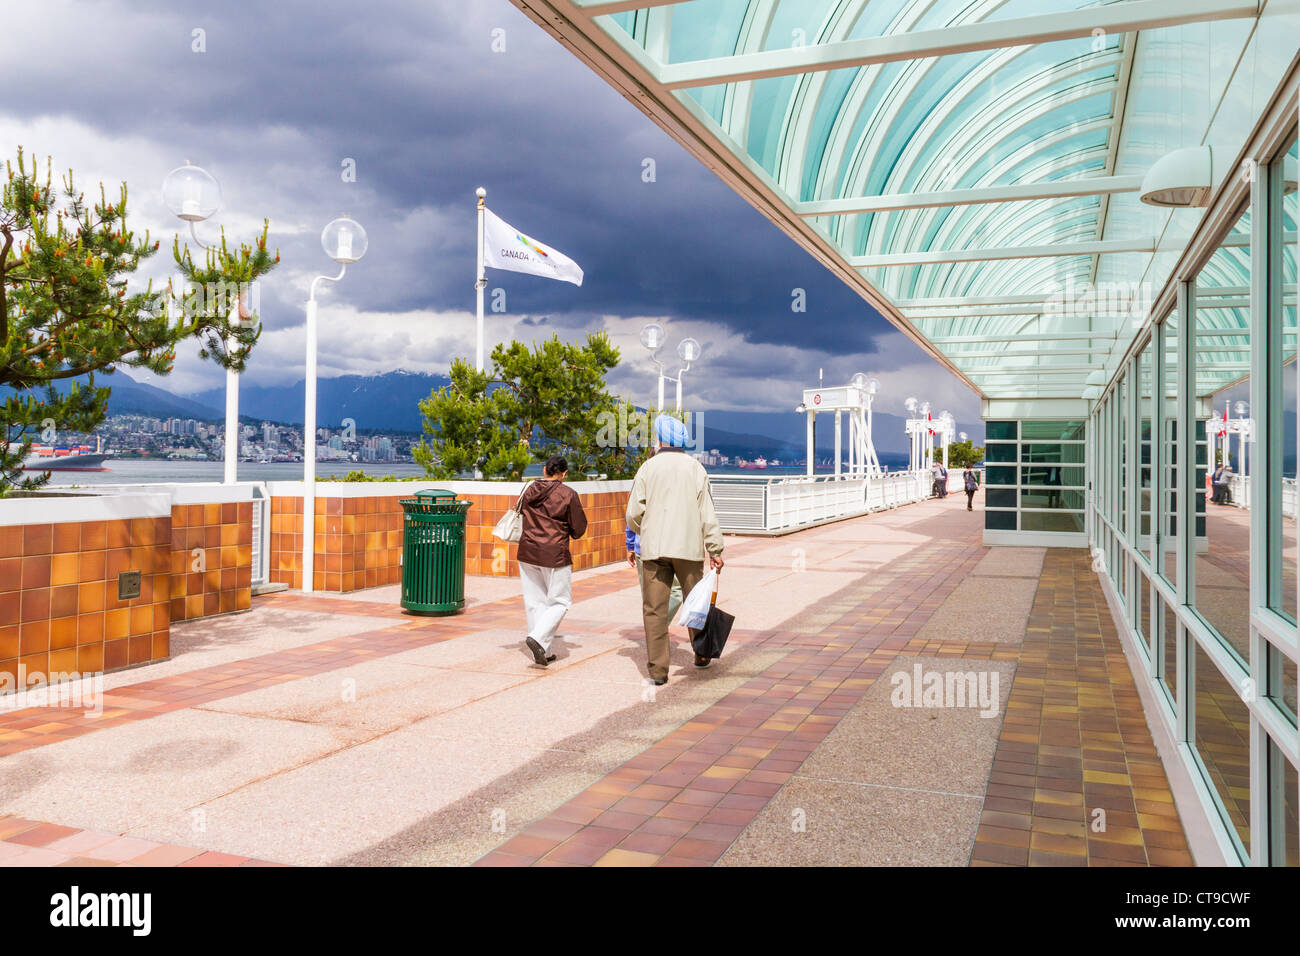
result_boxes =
[626,448,724,562]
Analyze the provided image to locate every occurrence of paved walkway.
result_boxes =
[0,494,1191,866]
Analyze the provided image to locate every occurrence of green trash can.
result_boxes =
[399,489,473,615]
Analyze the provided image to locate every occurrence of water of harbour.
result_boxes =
[42,459,828,487]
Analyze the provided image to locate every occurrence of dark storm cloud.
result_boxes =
[0,0,888,355]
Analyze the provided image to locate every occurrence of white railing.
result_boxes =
[1217,474,1296,519]
[710,470,937,534]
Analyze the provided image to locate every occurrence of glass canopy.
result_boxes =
[526,0,1268,398]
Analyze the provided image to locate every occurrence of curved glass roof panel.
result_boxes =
[548,0,1266,398]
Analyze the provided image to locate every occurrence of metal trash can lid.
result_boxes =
[399,489,470,515]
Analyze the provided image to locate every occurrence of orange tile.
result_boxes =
[76,612,104,646]
[77,643,103,673]
[78,550,106,584]
[21,555,51,590]
[104,609,130,642]
[69,584,103,621]
[22,524,52,556]
[52,524,81,554]
[49,617,78,651]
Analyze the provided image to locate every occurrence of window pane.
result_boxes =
[1140,339,1154,546]
[1271,643,1297,725]
[985,420,1017,441]
[1137,569,1149,646]
[1020,419,1085,440]
[1161,312,1179,585]
[1023,443,1086,464]
[1194,644,1251,858]
[1162,600,1177,702]
[985,488,1016,509]
[985,442,1017,463]
[1021,511,1084,533]
[1022,466,1084,487]
[1194,204,1251,664]
[985,510,1016,531]
[986,466,1017,486]
[1120,372,1128,537]
[1020,489,1085,510]
[1277,133,1298,622]
[1274,740,1297,867]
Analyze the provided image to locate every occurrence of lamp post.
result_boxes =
[672,338,700,411]
[640,326,702,412]
[302,216,367,594]
[162,161,241,483]
[1234,400,1250,479]
[640,323,666,410]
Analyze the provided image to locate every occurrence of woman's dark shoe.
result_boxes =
[694,655,710,668]
[546,653,557,663]
[525,637,549,666]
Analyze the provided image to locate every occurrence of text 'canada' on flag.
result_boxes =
[482,208,583,287]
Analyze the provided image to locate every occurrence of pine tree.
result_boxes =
[415,332,651,480]
[0,149,279,493]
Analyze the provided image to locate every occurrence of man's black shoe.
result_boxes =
[525,637,549,666]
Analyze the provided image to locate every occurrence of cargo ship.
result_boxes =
[21,438,112,472]
[737,457,768,470]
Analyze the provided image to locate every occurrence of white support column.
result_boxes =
[834,410,842,477]
[475,189,486,373]
[303,298,319,594]
[223,357,238,484]
[806,411,814,476]
[1177,279,1195,699]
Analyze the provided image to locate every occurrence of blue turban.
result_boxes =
[655,414,689,448]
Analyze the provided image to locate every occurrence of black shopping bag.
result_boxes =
[691,603,734,660]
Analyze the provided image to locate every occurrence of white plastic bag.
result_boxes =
[675,569,717,630]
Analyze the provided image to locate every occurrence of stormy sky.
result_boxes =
[0,0,979,424]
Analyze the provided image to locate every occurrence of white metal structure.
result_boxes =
[302,217,367,594]
[1208,403,1254,482]
[640,323,700,410]
[798,374,880,477]
[711,470,931,534]
[162,161,245,486]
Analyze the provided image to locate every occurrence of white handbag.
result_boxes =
[491,485,529,543]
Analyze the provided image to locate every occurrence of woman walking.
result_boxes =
[517,455,588,667]
[963,465,979,511]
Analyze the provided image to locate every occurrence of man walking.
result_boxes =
[626,415,725,686]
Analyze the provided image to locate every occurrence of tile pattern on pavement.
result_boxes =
[0,815,284,867]
[970,548,1192,866]
[0,572,637,757]
[473,539,987,866]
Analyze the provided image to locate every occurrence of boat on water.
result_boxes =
[738,457,769,470]
[21,439,113,472]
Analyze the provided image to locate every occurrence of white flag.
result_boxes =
[482,208,583,286]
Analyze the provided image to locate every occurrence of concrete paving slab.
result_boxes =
[199,659,531,740]
[717,776,983,866]
[798,655,1016,795]
[0,709,347,836]
[103,606,393,691]
[970,547,1045,578]
[914,576,1037,644]
[123,729,579,866]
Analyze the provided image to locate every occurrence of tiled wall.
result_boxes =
[269,495,403,592]
[0,518,170,690]
[168,502,253,622]
[269,488,631,591]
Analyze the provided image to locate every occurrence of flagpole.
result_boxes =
[475,187,486,372]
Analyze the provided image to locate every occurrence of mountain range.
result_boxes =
[10,369,981,463]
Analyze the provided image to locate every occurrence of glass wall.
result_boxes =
[1089,123,1299,865]
[983,420,1086,535]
